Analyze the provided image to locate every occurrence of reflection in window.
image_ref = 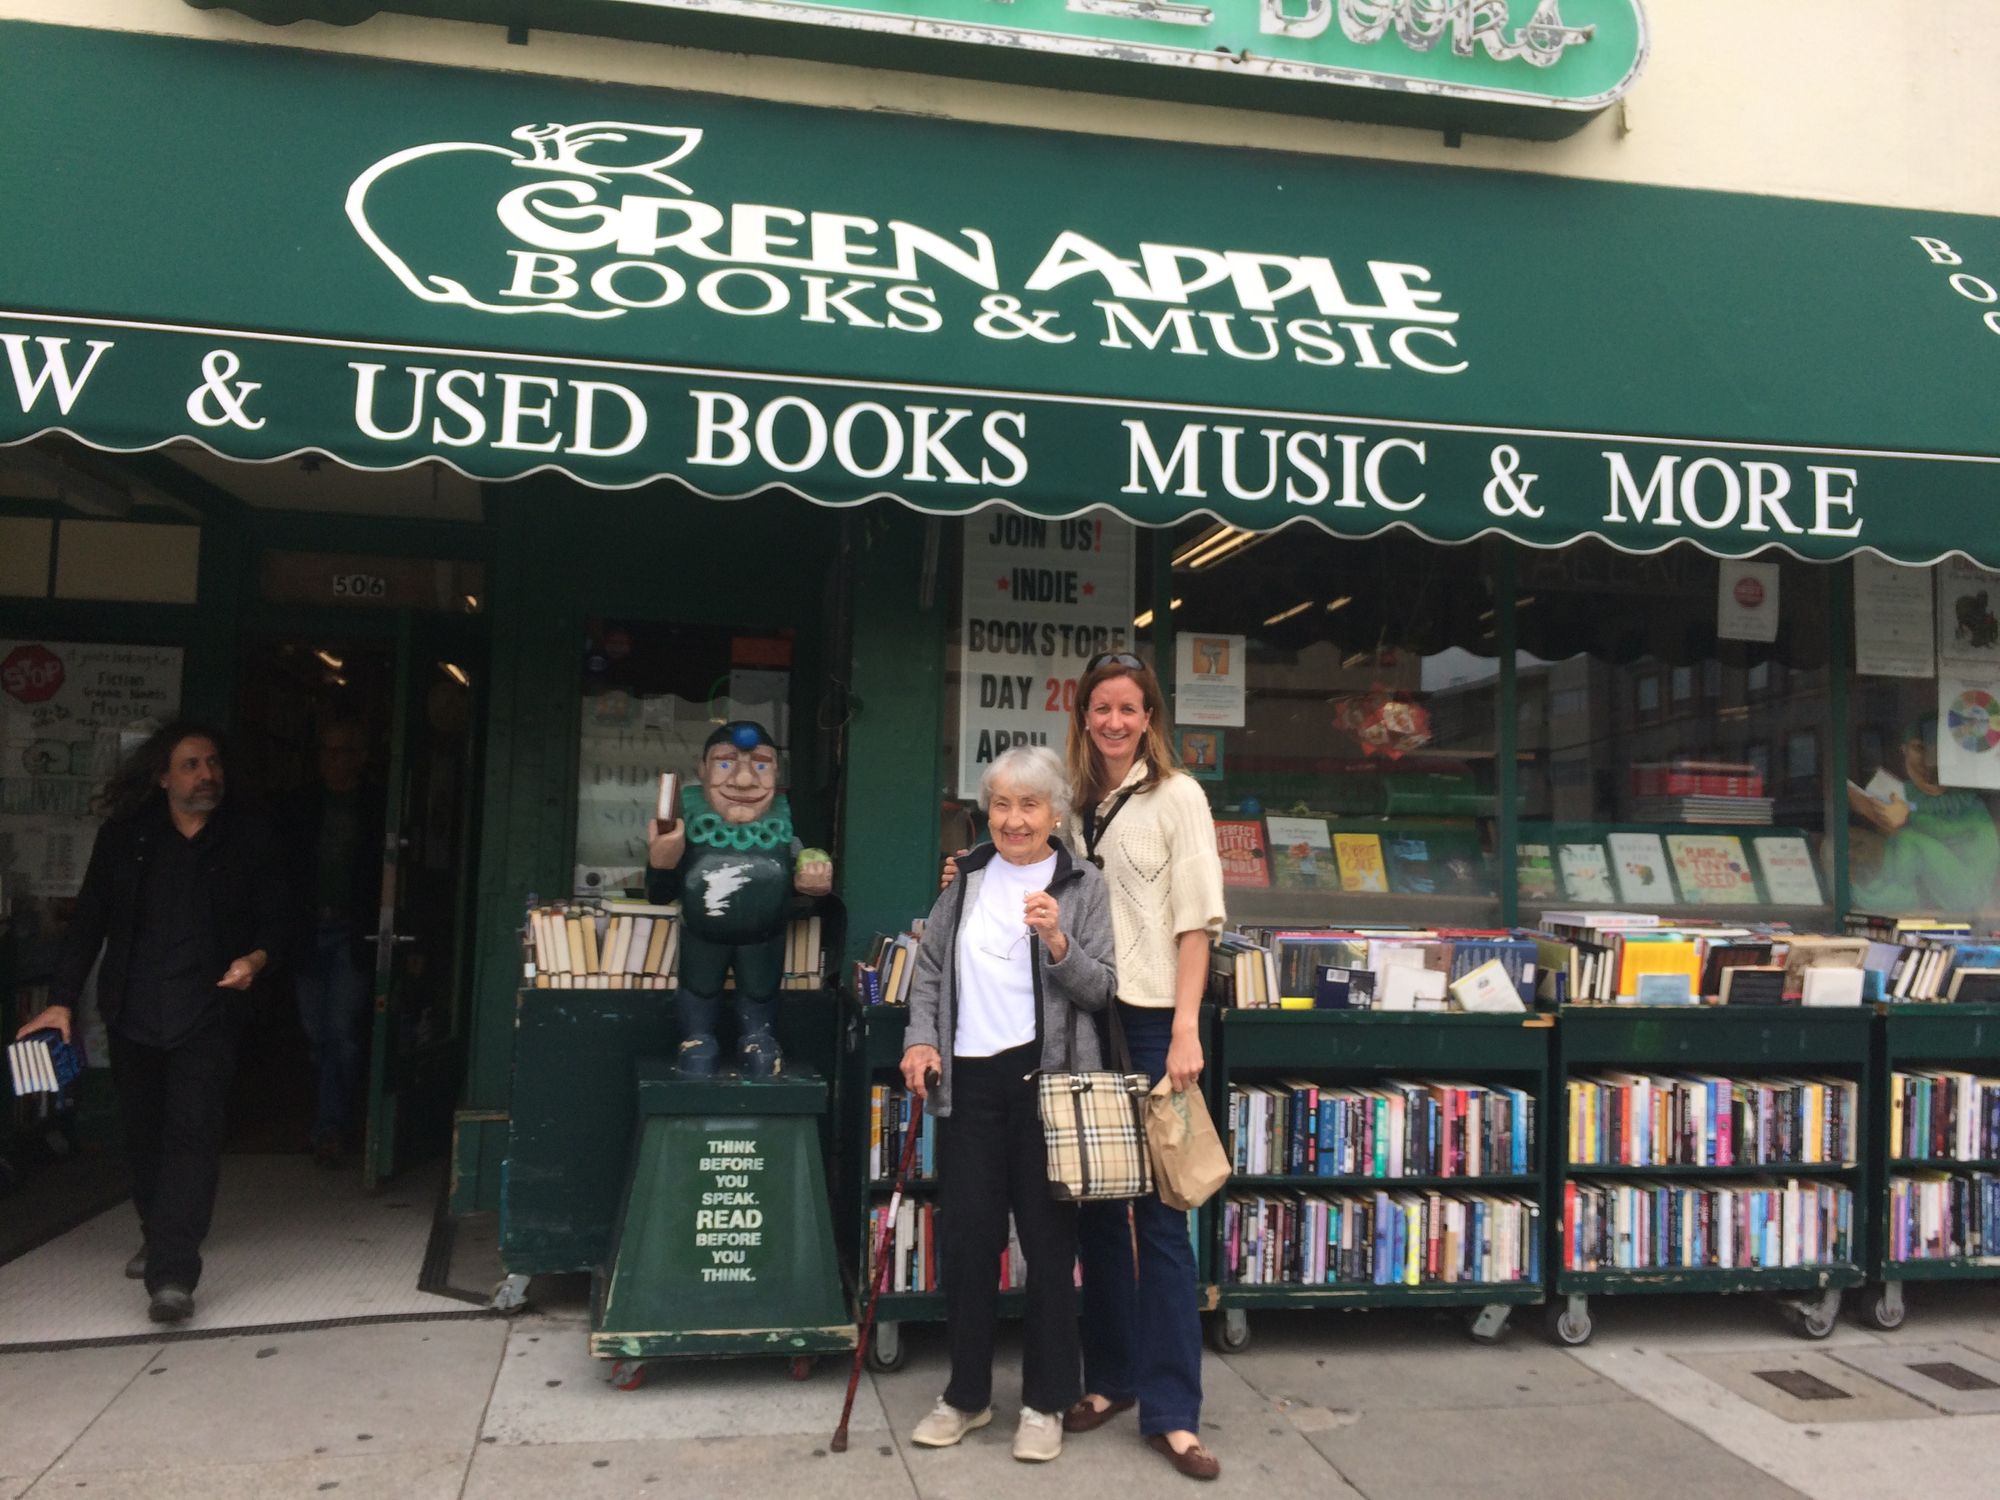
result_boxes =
[573,619,793,895]
[1514,543,1832,915]
[1168,523,1501,925]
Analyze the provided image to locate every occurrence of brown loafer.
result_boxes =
[1063,1397,1134,1433]
[1147,1434,1220,1481]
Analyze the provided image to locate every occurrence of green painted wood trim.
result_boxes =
[1496,543,1521,928]
[839,506,946,967]
[1829,560,1854,922]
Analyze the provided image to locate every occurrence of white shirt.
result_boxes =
[953,850,1056,1058]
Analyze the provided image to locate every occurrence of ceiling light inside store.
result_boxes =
[1263,600,1313,626]
[442,662,471,687]
[1325,597,1352,612]
[463,594,480,613]
[315,650,344,670]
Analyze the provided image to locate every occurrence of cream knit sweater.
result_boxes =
[1066,762,1226,1007]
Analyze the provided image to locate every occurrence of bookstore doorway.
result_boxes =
[234,613,481,1190]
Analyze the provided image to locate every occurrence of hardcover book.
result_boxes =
[1214,820,1271,888]
[1333,833,1390,893]
[1516,843,1559,902]
[1557,843,1616,904]
[1665,834,1760,905]
[1265,815,1334,889]
[1605,831,1676,905]
[1751,835,1825,905]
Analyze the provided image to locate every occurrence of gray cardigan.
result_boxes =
[901,839,1118,1116]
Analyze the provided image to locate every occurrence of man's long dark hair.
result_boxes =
[98,720,228,822]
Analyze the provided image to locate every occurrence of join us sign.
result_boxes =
[187,0,1649,138]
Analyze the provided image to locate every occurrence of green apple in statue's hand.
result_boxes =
[794,848,833,896]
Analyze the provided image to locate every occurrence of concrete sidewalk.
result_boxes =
[4,1279,1999,1499]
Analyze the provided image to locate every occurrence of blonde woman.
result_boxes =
[1060,651,1225,1480]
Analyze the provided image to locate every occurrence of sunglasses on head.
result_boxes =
[1084,651,1146,674]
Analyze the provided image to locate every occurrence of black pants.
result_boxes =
[941,1044,1080,1416]
[107,1021,239,1293]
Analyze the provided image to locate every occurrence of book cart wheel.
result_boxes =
[1544,1296,1592,1348]
[1207,1310,1251,1354]
[864,1321,906,1374]
[610,1359,650,1392]
[1787,1289,1841,1341]
[1864,1283,1906,1332]
[1466,1304,1512,1345]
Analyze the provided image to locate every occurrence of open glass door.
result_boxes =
[364,612,479,1188]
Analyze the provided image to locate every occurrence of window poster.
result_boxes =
[956,511,1136,797]
[1174,631,1247,727]
[1852,556,1935,679]
[1716,561,1780,644]
[0,641,182,898]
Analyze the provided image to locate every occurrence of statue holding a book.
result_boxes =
[646,721,831,1076]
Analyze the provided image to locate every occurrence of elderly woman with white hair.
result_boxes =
[899,744,1119,1464]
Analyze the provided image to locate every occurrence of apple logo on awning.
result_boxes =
[346,121,704,320]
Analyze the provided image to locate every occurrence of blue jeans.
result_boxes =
[295,921,369,1146]
[1076,1003,1204,1437]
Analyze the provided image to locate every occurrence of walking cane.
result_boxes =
[832,1067,938,1453]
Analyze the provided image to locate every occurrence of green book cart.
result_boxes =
[1864,1002,2000,1331]
[1210,1010,1552,1351]
[1547,1005,1872,1346]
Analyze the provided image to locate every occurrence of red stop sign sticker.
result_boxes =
[1,644,64,704]
[1734,576,1766,609]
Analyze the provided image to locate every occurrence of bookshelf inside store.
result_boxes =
[1546,1005,1871,1346]
[1865,1004,2000,1330]
[1209,1009,1550,1350]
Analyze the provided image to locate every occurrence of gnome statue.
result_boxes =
[646,722,832,1077]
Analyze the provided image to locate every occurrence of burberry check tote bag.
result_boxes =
[1038,1003,1153,1202]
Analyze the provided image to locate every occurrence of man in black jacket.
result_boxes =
[14,721,289,1323]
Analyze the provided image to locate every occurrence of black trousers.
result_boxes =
[940,1044,1081,1416]
[107,1020,239,1293]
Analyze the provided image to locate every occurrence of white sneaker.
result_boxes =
[1013,1406,1063,1463]
[912,1399,992,1448]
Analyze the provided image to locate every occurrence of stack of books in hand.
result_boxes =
[8,1028,81,1096]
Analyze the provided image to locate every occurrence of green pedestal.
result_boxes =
[590,1061,857,1360]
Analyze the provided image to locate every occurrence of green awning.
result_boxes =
[4,20,1998,564]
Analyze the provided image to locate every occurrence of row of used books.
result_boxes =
[1565,1073,1859,1168]
[1219,1189,1540,1288]
[1210,927,1535,1011]
[863,1201,1029,1294]
[1559,1178,1855,1272]
[521,900,827,990]
[1888,1070,2000,1163]
[523,899,680,988]
[1885,1170,2000,1262]
[1534,910,2000,1006]
[866,1086,938,1180]
[1227,1079,1534,1179]
[853,923,927,1006]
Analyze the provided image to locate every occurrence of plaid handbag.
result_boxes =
[1038,1003,1153,1202]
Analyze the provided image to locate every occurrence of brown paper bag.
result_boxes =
[1144,1076,1232,1211]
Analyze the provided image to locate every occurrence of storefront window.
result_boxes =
[573,619,793,896]
[1847,557,2000,920]
[1168,523,1502,926]
[1514,543,1832,917]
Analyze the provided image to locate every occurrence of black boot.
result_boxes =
[675,989,722,1077]
[735,997,783,1078]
